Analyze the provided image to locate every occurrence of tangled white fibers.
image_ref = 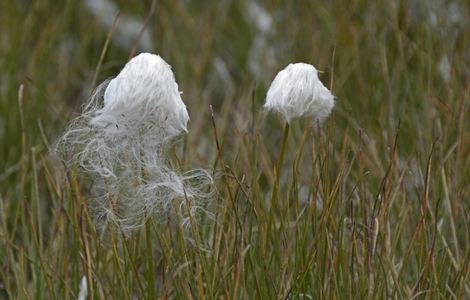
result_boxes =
[56,53,214,234]
[265,63,335,124]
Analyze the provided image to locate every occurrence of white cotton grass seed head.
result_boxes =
[91,53,189,137]
[55,52,215,235]
[265,63,335,124]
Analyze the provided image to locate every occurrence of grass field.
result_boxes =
[0,0,469,299]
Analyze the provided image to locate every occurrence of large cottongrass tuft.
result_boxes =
[56,53,214,234]
[91,53,189,137]
[265,63,335,124]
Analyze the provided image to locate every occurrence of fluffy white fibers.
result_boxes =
[265,63,335,124]
[57,53,213,234]
[78,276,87,300]
[91,53,189,137]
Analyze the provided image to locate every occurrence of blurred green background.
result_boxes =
[1,0,468,166]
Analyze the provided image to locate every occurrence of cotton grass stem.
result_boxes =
[145,221,156,299]
[271,122,289,208]
[128,0,156,60]
[91,12,119,90]
[209,105,243,232]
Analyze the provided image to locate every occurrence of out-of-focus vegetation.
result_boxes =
[0,0,469,298]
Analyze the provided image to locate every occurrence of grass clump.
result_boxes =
[0,0,469,299]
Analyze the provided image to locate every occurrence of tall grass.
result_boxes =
[0,0,469,299]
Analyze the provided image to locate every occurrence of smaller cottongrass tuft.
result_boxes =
[56,53,214,235]
[264,63,335,124]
